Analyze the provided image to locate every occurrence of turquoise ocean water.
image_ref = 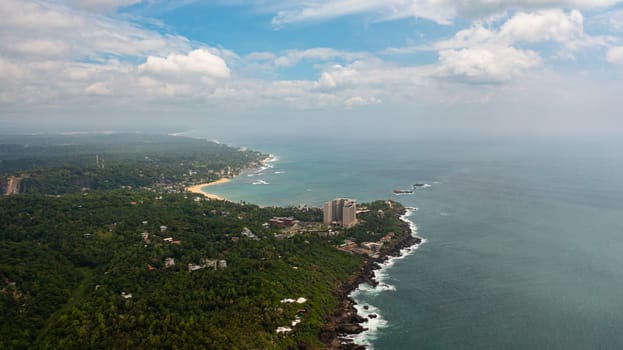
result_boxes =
[189,134,623,349]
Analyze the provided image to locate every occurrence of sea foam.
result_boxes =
[345,208,426,348]
[344,302,388,349]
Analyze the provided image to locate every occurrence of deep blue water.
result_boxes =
[189,134,623,349]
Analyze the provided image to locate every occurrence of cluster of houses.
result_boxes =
[231,227,260,243]
[188,258,228,272]
[136,220,233,274]
[276,297,308,334]
[267,217,297,228]
[337,232,395,258]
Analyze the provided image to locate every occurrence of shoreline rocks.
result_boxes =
[320,208,422,349]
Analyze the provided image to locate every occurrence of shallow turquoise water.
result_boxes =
[191,134,623,349]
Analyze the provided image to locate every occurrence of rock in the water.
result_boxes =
[337,323,367,334]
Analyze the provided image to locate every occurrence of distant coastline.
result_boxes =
[185,153,276,201]
[186,178,230,200]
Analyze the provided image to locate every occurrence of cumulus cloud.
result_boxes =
[0,0,229,108]
[432,9,589,50]
[1,0,621,119]
[607,46,623,64]
[139,50,230,78]
[435,47,543,83]
[386,8,613,80]
[383,10,589,83]
[499,9,584,43]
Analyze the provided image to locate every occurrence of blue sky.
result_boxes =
[1,0,623,138]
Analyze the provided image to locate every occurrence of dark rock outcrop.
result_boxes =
[321,207,423,349]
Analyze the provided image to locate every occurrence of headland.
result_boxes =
[320,207,423,349]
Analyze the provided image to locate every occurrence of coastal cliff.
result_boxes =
[320,210,421,349]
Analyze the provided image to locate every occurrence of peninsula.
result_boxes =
[0,133,415,349]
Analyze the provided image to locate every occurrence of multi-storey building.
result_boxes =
[323,198,357,228]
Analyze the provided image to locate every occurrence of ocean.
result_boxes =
[187,133,623,349]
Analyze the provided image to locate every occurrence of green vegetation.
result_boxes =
[0,133,266,194]
[0,190,366,349]
[0,134,408,349]
[342,201,405,244]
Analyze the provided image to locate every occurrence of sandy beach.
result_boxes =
[186,178,230,200]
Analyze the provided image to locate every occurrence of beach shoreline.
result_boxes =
[186,178,230,200]
[185,153,276,201]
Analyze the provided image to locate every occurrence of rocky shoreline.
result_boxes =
[320,209,422,349]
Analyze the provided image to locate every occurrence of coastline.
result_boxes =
[321,207,423,350]
[185,153,276,201]
[186,178,230,200]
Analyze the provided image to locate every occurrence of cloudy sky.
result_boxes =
[1,0,622,138]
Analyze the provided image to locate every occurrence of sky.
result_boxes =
[1,0,623,139]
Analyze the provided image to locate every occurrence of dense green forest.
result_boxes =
[0,190,406,349]
[0,133,266,194]
[0,134,409,349]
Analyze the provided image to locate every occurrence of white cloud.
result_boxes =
[7,40,70,57]
[387,8,613,74]
[432,9,589,50]
[607,46,623,64]
[0,0,191,61]
[0,0,86,30]
[271,0,453,26]
[269,0,623,26]
[139,49,230,78]
[500,9,584,43]
[312,59,433,88]
[244,51,277,61]
[0,57,24,80]
[383,10,587,83]
[0,1,229,107]
[316,72,338,89]
[452,0,622,19]
[273,48,368,67]
[67,0,144,12]
[0,0,621,124]
[343,96,382,107]
[435,47,543,83]
[84,82,112,95]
